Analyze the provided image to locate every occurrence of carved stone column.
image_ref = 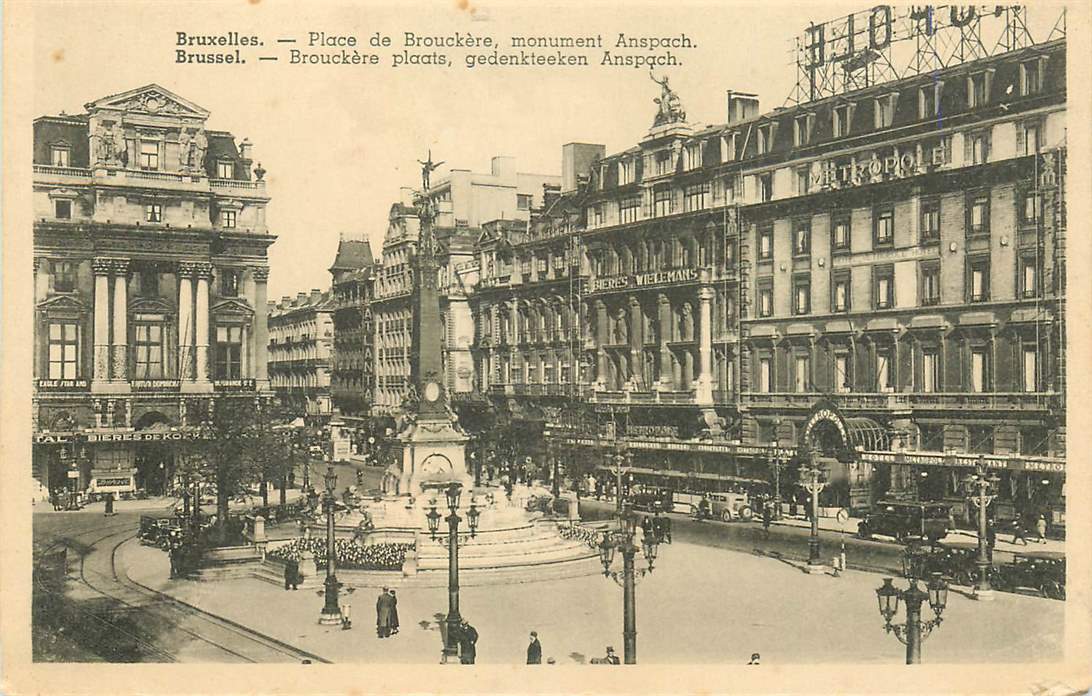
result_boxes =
[695,285,714,404]
[111,259,130,382]
[253,266,270,388]
[595,300,608,389]
[628,296,643,388]
[194,263,213,383]
[177,263,195,381]
[657,293,673,390]
[92,259,112,387]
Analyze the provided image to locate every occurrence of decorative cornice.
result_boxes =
[193,262,214,280]
[110,258,130,276]
[177,261,197,278]
[92,258,115,276]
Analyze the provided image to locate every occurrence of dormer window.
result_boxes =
[1020,58,1044,96]
[966,70,994,108]
[655,151,672,176]
[50,144,71,167]
[721,132,738,162]
[619,158,635,185]
[918,83,941,120]
[684,142,702,170]
[140,140,160,170]
[757,123,778,155]
[793,114,814,147]
[832,103,855,138]
[216,160,234,179]
[874,93,898,129]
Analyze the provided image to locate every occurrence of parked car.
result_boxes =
[902,541,998,587]
[675,491,753,522]
[138,514,185,550]
[630,489,673,513]
[857,501,950,544]
[993,551,1066,600]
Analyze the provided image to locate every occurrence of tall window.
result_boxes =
[920,262,940,306]
[48,321,79,379]
[794,355,810,393]
[967,131,990,165]
[220,269,240,297]
[874,94,897,129]
[920,198,940,242]
[759,357,772,392]
[145,204,163,223]
[793,114,813,147]
[759,173,773,202]
[133,323,165,379]
[796,167,810,195]
[757,123,775,154]
[876,349,893,391]
[650,185,668,216]
[921,350,938,393]
[53,260,77,293]
[873,206,894,247]
[620,196,640,224]
[832,273,851,312]
[831,212,851,251]
[758,226,773,260]
[968,257,989,302]
[793,275,810,315]
[51,145,71,167]
[1019,255,1039,298]
[221,210,237,229]
[655,151,672,176]
[684,143,702,170]
[138,269,159,297]
[619,159,635,185]
[1022,346,1038,393]
[216,160,234,179]
[834,354,851,393]
[874,265,894,309]
[1020,190,1040,225]
[833,104,853,138]
[793,219,811,256]
[919,84,938,120]
[1020,121,1041,156]
[215,325,243,379]
[970,349,988,392]
[966,193,990,236]
[968,72,989,108]
[1021,59,1042,96]
[757,283,773,318]
[684,184,707,212]
[140,141,160,170]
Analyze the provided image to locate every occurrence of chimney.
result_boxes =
[296,292,306,306]
[281,295,291,305]
[490,155,516,182]
[726,91,760,124]
[311,288,322,303]
[239,137,253,161]
[562,143,605,194]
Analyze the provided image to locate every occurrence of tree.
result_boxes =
[190,394,262,546]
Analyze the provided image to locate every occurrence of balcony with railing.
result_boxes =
[739,391,1059,412]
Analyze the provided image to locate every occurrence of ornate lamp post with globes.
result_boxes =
[875,573,949,664]
[425,482,481,663]
[964,456,1001,600]
[317,463,343,625]
[598,503,659,664]
[797,449,828,572]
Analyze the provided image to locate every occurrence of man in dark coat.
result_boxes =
[762,500,773,536]
[526,631,542,664]
[389,589,400,635]
[376,588,393,637]
[458,620,478,664]
[284,558,300,590]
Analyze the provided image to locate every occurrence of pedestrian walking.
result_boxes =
[1035,514,1048,543]
[284,558,300,590]
[1011,518,1029,545]
[986,517,996,563]
[762,500,773,535]
[389,589,399,634]
[641,516,653,541]
[526,631,542,664]
[458,620,478,664]
[376,587,394,638]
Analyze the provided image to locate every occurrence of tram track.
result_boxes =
[35,518,330,663]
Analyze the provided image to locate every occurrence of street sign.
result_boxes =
[67,470,80,479]
[835,508,849,524]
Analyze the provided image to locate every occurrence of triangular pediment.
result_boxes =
[37,294,89,314]
[129,297,176,314]
[211,298,254,315]
[86,84,210,119]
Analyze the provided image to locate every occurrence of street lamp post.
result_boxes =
[964,457,1000,601]
[875,574,949,664]
[425,482,481,663]
[598,504,659,664]
[769,454,783,520]
[612,440,630,516]
[318,464,343,625]
[798,452,828,571]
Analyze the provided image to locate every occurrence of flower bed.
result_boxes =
[268,537,412,571]
[558,524,602,549]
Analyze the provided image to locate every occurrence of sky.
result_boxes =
[31,0,1065,301]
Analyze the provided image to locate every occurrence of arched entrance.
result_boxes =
[133,411,173,495]
[800,401,888,511]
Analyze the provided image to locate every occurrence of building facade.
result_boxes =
[471,33,1067,529]
[329,239,377,431]
[268,289,335,421]
[32,84,273,498]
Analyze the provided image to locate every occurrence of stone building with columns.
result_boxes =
[31,84,273,498]
[268,289,335,421]
[472,34,1067,530]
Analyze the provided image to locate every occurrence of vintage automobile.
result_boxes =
[675,490,753,522]
[138,514,186,550]
[857,501,951,544]
[902,542,1000,587]
[630,488,673,513]
[993,551,1066,600]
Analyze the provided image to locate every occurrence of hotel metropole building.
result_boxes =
[31,84,274,499]
[472,16,1067,530]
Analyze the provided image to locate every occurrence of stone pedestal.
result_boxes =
[384,416,471,497]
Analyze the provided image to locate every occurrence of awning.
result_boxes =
[844,417,890,451]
